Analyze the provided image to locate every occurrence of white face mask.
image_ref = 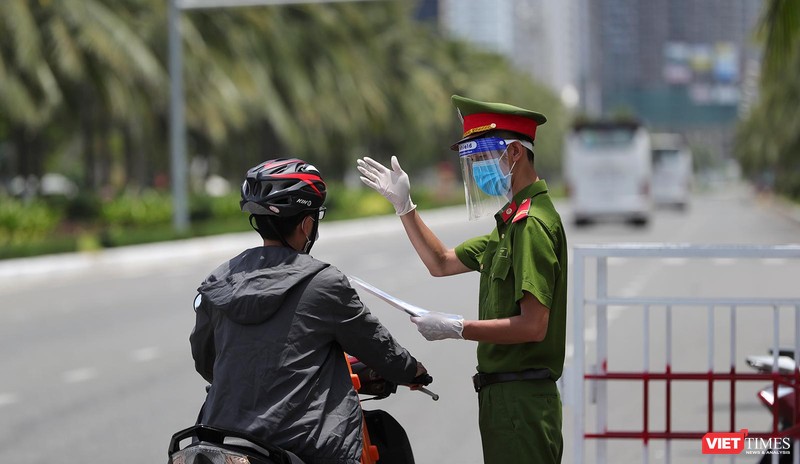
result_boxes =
[473,148,519,198]
[302,215,320,254]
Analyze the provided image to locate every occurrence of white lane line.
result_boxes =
[762,258,788,265]
[712,258,736,266]
[131,346,161,362]
[0,392,19,408]
[62,367,98,384]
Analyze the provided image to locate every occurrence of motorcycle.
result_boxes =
[167,355,437,464]
[746,349,799,463]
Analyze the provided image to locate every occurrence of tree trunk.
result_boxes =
[80,87,97,190]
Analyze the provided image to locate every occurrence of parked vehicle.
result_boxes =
[167,356,436,464]
[746,349,798,463]
[650,133,693,209]
[564,119,652,226]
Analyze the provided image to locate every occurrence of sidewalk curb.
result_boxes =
[0,206,468,285]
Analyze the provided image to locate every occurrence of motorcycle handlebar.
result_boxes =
[408,374,438,401]
[348,356,439,400]
[410,373,433,386]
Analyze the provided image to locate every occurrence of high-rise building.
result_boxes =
[439,0,582,109]
[436,0,762,161]
[585,0,762,129]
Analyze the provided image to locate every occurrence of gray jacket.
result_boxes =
[190,246,418,464]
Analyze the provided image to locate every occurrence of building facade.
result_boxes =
[439,0,582,109]
[585,0,762,129]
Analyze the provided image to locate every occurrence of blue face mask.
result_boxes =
[472,157,511,196]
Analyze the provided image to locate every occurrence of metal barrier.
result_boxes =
[570,244,800,464]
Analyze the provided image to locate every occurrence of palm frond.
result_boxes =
[759,0,800,78]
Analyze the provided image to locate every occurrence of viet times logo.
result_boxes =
[702,429,792,455]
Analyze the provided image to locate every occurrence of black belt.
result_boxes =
[472,368,551,392]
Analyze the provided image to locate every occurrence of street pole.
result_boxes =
[168,0,189,232]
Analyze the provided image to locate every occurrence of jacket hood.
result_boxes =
[197,247,329,325]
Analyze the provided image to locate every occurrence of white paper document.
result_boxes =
[348,276,430,317]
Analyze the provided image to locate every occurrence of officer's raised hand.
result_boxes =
[356,156,417,216]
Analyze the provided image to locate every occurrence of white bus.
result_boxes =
[650,133,693,209]
[564,120,652,226]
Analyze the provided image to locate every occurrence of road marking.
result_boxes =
[131,346,161,362]
[0,392,18,408]
[62,367,98,384]
[712,258,736,266]
[762,258,788,265]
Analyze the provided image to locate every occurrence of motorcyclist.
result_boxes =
[189,158,427,464]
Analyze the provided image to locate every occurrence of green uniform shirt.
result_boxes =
[455,180,568,380]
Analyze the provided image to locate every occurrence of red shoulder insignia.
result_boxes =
[512,198,532,223]
[501,201,516,222]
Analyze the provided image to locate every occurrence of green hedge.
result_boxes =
[0,185,463,260]
[0,198,62,246]
[101,191,173,226]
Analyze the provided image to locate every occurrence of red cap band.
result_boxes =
[463,112,538,140]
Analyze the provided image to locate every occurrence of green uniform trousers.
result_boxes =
[478,379,563,464]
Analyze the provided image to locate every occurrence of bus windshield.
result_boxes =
[653,149,681,166]
[575,128,636,148]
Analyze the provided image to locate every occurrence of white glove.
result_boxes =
[411,311,464,341]
[356,156,417,216]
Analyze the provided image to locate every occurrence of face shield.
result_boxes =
[458,137,529,220]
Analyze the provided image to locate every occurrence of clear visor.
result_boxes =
[458,137,514,221]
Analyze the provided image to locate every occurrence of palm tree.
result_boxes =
[758,0,800,77]
[2,0,566,199]
[0,0,167,189]
[735,0,800,199]
[180,1,462,178]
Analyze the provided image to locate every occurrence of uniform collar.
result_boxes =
[497,180,549,224]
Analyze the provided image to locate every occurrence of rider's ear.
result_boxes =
[302,215,314,235]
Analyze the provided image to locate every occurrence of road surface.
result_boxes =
[0,183,798,463]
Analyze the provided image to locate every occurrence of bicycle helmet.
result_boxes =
[240,158,326,217]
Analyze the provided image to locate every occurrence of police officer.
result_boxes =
[356,95,567,464]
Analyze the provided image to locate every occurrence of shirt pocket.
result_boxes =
[490,253,511,281]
